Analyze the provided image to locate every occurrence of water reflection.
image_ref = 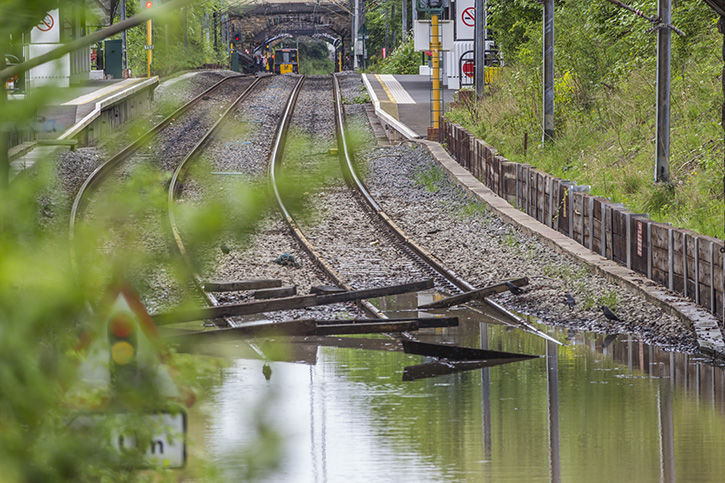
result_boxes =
[199,291,725,482]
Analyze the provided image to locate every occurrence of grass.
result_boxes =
[413,164,447,192]
[446,44,725,239]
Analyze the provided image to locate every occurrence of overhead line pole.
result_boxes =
[655,0,671,183]
[354,0,360,68]
[474,0,485,99]
[542,0,554,142]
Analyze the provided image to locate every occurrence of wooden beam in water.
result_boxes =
[403,357,538,381]
[401,337,539,361]
[314,316,458,329]
[419,277,529,309]
[152,279,434,325]
[164,315,458,342]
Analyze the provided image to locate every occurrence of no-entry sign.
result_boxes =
[462,60,474,77]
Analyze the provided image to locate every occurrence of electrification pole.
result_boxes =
[655,0,672,183]
[542,0,554,142]
[474,0,485,99]
[402,0,408,39]
[354,0,360,68]
[121,0,127,71]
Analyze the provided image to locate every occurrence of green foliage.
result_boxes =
[413,164,447,192]
[112,0,230,77]
[373,37,421,75]
[296,40,334,75]
[448,0,725,238]
[342,86,371,104]
[363,0,406,66]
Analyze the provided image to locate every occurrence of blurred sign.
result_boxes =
[31,9,60,43]
[72,409,187,468]
[413,20,454,52]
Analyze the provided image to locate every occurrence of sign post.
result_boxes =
[69,284,191,468]
[417,0,448,135]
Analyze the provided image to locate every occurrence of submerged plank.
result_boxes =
[401,337,539,361]
[403,357,538,381]
[164,319,317,344]
[314,317,459,329]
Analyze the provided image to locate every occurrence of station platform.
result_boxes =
[362,74,456,139]
[9,76,158,180]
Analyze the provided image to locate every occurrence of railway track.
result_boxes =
[159,72,552,343]
[68,74,261,310]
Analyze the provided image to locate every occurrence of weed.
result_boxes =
[413,165,447,193]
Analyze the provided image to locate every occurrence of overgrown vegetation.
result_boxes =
[296,40,334,75]
[109,0,230,77]
[446,0,725,238]
[373,37,421,75]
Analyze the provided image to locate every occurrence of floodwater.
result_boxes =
[195,292,725,482]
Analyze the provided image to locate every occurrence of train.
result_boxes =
[273,48,298,74]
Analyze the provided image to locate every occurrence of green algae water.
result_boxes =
[197,296,725,482]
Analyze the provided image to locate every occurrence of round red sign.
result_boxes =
[462,61,474,78]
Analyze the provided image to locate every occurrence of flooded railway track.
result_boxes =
[158,73,552,351]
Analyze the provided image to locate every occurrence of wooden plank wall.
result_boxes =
[439,119,725,320]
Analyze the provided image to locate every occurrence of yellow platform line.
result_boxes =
[374,74,399,119]
[375,74,396,103]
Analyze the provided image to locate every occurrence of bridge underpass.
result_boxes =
[230,2,352,66]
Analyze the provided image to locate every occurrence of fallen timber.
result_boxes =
[163,316,458,345]
[401,336,540,361]
[403,358,538,381]
[152,279,434,325]
[203,279,282,292]
[418,278,529,309]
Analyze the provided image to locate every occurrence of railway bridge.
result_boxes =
[230,1,352,55]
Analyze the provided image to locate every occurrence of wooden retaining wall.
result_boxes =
[440,119,725,320]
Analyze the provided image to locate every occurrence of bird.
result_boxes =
[262,362,272,381]
[601,305,621,322]
[505,281,524,295]
[603,334,618,348]
[220,243,230,254]
[565,293,576,309]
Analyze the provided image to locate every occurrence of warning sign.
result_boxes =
[462,60,474,77]
[462,7,475,27]
[37,14,54,32]
[31,9,60,44]
[455,0,475,40]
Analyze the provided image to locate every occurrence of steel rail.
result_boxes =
[167,76,265,319]
[69,74,249,269]
[268,76,383,319]
[330,75,560,344]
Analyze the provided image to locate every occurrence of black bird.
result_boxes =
[601,305,621,322]
[262,362,272,381]
[505,281,524,295]
[565,293,576,310]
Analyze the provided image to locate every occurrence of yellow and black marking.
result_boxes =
[274,48,299,74]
